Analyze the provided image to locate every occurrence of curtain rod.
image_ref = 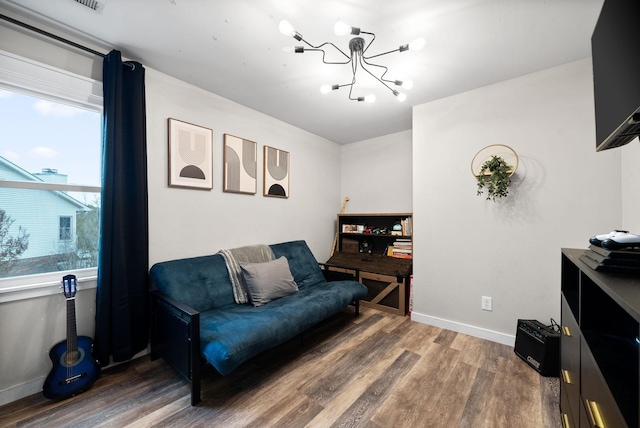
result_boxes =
[0,13,136,69]
[0,13,106,58]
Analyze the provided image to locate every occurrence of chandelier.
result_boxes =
[279,20,425,103]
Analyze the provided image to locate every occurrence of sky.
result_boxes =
[0,88,102,186]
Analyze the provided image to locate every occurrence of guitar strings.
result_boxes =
[64,277,78,383]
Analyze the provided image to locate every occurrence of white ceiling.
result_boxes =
[0,0,604,144]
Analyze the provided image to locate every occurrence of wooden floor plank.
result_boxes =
[480,356,552,428]
[457,367,496,428]
[540,375,561,428]
[370,342,462,427]
[423,361,477,427]
[306,346,407,427]
[0,308,560,427]
[433,328,458,348]
[329,350,420,428]
[302,329,401,406]
[123,395,192,428]
[266,395,325,428]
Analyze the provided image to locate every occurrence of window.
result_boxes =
[59,216,72,241]
[0,51,102,299]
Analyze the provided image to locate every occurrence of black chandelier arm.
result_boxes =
[362,56,389,77]
[363,47,401,60]
[300,39,351,63]
[336,81,356,90]
[347,74,360,101]
[358,57,396,95]
[361,57,396,89]
[360,31,376,55]
[303,47,351,65]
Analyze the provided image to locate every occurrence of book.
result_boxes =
[387,245,412,259]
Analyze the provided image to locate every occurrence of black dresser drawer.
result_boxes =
[580,340,627,428]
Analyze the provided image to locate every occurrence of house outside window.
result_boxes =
[0,51,102,296]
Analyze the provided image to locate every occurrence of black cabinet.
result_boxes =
[561,249,640,428]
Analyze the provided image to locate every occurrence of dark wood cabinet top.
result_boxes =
[562,248,640,322]
[325,252,412,277]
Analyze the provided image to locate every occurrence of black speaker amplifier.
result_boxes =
[514,319,560,377]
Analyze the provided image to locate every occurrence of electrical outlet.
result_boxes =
[482,296,493,311]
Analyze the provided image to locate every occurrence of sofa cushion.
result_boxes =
[200,279,368,376]
[270,240,326,289]
[150,254,235,312]
[240,256,298,307]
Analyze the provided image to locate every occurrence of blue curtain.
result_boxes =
[94,50,149,366]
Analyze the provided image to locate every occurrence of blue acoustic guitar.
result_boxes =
[43,274,100,399]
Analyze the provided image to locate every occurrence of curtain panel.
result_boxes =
[94,50,149,366]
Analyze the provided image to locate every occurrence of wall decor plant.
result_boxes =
[476,155,512,200]
[471,145,518,202]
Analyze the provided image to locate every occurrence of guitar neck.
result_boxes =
[66,297,78,354]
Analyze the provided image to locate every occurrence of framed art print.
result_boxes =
[168,118,213,190]
[263,145,289,198]
[223,134,257,194]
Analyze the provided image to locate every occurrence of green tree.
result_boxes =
[76,199,100,267]
[0,209,29,275]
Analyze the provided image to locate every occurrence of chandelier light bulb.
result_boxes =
[279,20,296,37]
[401,80,414,89]
[396,92,407,102]
[408,37,426,51]
[334,21,352,36]
[364,94,376,103]
[320,84,339,94]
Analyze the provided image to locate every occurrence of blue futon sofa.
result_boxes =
[149,240,367,405]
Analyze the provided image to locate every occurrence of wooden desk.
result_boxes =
[325,252,412,316]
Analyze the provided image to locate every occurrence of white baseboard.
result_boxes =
[411,311,516,347]
[0,346,151,407]
[0,376,45,406]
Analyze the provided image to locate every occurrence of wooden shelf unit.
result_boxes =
[337,213,412,255]
[326,213,413,316]
[560,248,640,428]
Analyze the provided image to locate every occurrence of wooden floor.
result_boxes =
[0,307,560,427]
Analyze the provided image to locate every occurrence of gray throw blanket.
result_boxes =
[218,244,275,304]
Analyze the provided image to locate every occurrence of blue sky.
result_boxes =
[0,88,102,186]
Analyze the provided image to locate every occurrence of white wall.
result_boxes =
[146,69,342,266]
[411,58,622,345]
[340,130,412,214]
[0,287,96,405]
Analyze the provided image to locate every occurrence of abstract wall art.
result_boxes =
[263,145,290,198]
[223,134,257,194]
[168,118,213,190]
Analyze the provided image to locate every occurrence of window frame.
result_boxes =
[0,50,103,303]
